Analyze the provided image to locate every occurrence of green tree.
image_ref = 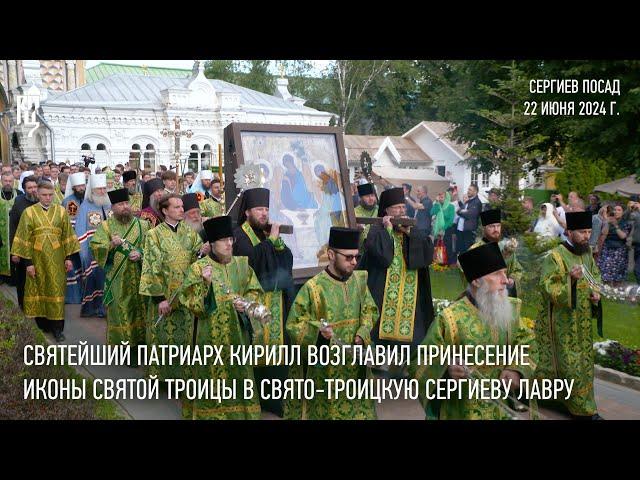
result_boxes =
[470,62,548,234]
[240,60,276,95]
[203,60,238,83]
[329,60,389,132]
[278,60,335,113]
[351,60,425,135]
[204,60,275,94]
[422,60,640,179]
[532,60,640,175]
[555,149,613,199]
[417,60,556,173]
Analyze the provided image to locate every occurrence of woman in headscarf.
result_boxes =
[17,170,35,193]
[533,203,564,238]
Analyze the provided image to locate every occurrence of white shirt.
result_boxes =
[457,198,473,232]
[556,206,568,241]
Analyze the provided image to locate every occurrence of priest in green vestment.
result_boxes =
[139,193,203,381]
[200,196,225,218]
[410,242,538,420]
[181,193,208,244]
[11,180,80,342]
[353,183,378,251]
[468,208,523,298]
[536,211,604,420]
[285,227,379,420]
[199,177,225,219]
[0,171,18,279]
[358,187,435,373]
[179,215,264,420]
[90,188,150,351]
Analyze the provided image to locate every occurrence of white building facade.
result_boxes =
[12,62,333,172]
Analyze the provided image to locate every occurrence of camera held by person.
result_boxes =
[82,155,96,168]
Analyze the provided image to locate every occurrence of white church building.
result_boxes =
[7,61,334,172]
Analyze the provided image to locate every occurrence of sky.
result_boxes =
[85,60,332,76]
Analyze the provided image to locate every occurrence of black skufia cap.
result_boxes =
[122,170,137,183]
[238,187,270,224]
[107,188,129,205]
[204,215,234,242]
[377,187,405,216]
[357,183,376,196]
[458,242,507,283]
[141,178,165,209]
[328,227,361,250]
[182,193,200,212]
[480,208,501,226]
[566,211,593,230]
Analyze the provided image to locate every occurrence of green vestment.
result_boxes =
[284,270,379,420]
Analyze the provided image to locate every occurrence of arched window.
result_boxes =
[201,144,212,171]
[95,143,109,166]
[144,144,156,172]
[80,143,92,164]
[188,144,200,173]
[129,144,141,171]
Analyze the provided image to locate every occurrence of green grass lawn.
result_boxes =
[0,289,125,420]
[429,266,640,348]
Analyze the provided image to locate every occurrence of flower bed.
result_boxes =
[593,340,640,378]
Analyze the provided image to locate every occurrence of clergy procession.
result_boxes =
[0,158,614,421]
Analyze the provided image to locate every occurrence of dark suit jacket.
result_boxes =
[457,196,482,232]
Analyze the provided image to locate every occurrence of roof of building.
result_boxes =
[43,73,328,115]
[86,63,191,83]
[344,134,431,164]
[403,121,471,159]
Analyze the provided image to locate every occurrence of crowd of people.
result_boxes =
[351,179,639,286]
[0,158,627,421]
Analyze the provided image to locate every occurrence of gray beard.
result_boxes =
[26,193,38,202]
[150,197,159,212]
[127,186,136,195]
[92,194,110,207]
[474,282,514,332]
[185,218,203,233]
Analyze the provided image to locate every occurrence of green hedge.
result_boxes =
[523,189,556,207]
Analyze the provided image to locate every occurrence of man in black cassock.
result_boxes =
[358,187,434,376]
[9,175,40,309]
[233,187,295,417]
